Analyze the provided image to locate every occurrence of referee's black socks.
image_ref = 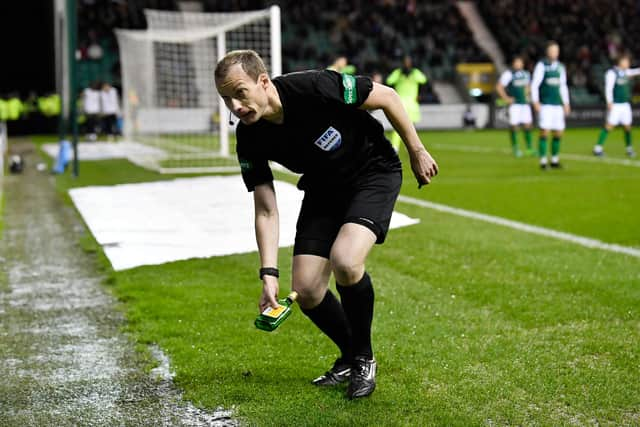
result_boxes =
[337,272,374,359]
[301,290,353,362]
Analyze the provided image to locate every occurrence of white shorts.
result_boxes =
[508,104,533,126]
[538,105,566,131]
[606,103,632,126]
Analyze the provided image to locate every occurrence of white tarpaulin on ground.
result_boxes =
[69,176,420,271]
[42,141,166,161]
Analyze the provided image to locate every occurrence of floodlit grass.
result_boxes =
[31,133,241,174]
[52,128,640,425]
[0,191,4,241]
[0,171,4,236]
[409,128,640,246]
[114,207,640,426]
[145,133,237,156]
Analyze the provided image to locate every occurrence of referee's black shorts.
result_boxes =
[293,170,402,259]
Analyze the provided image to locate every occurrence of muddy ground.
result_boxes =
[0,143,236,426]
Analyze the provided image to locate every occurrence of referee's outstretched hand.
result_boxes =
[410,147,439,188]
[259,276,280,313]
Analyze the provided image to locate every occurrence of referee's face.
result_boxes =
[216,64,269,125]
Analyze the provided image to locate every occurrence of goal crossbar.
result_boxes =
[115,6,281,174]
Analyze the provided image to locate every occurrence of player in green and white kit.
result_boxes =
[593,54,640,158]
[386,55,427,151]
[531,41,571,169]
[496,56,534,157]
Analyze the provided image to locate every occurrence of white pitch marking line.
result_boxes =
[563,153,640,167]
[398,195,640,258]
[430,143,640,168]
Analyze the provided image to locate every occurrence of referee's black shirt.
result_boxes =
[236,70,402,192]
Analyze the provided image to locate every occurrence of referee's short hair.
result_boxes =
[215,50,268,82]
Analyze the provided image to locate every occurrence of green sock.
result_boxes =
[597,128,609,146]
[524,129,532,149]
[390,131,401,151]
[625,130,632,147]
[510,130,518,153]
[538,136,548,157]
[551,137,561,156]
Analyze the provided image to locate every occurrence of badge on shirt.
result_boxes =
[313,126,342,151]
[342,74,357,104]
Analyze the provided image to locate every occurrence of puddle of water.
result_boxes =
[149,344,238,426]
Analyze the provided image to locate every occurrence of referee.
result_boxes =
[215,50,438,399]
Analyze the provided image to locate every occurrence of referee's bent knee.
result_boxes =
[330,255,364,286]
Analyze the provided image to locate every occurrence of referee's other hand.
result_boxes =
[410,147,438,187]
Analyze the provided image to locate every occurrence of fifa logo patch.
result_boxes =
[314,126,342,151]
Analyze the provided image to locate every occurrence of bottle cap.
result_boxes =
[287,291,298,302]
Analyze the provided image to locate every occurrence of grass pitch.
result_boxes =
[40,128,640,425]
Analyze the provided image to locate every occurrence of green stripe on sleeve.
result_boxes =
[342,73,357,104]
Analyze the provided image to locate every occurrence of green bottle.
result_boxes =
[254,291,298,332]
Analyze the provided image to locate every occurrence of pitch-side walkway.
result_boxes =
[0,143,235,426]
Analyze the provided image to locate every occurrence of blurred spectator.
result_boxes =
[607,33,622,61]
[6,93,23,121]
[572,68,588,88]
[576,45,592,69]
[100,82,121,140]
[86,30,104,60]
[83,81,101,141]
[0,96,8,122]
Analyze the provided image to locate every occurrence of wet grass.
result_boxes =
[0,188,4,239]
[0,178,4,293]
[412,128,640,246]
[49,128,640,425]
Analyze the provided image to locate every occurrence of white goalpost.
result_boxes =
[115,6,281,174]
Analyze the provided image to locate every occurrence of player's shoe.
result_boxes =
[593,147,605,157]
[627,148,637,158]
[346,356,376,399]
[540,163,548,170]
[312,358,351,386]
[550,161,563,169]
[513,149,523,158]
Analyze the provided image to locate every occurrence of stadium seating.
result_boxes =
[276,1,488,77]
[477,0,640,105]
[76,0,490,104]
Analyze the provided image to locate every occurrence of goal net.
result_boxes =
[115,6,281,173]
